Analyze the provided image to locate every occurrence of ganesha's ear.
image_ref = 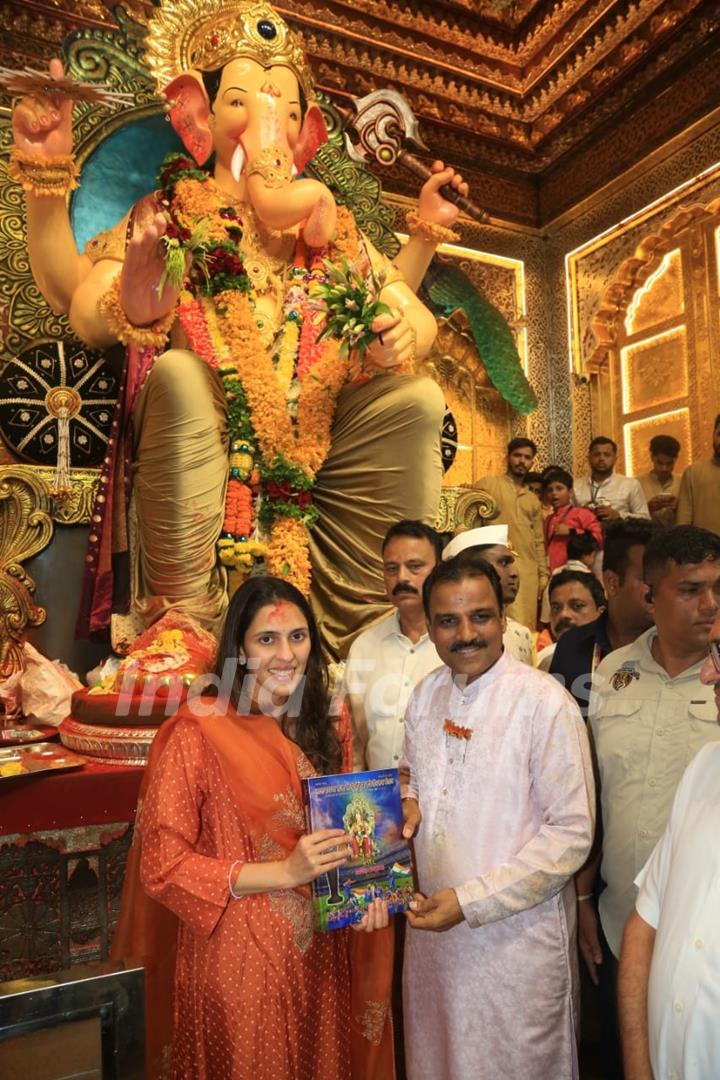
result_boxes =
[293,103,329,174]
[164,72,213,165]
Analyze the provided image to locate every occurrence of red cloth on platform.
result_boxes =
[0,761,143,836]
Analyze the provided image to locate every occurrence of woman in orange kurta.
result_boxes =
[114,577,394,1079]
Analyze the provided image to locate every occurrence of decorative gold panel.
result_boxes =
[620,326,688,414]
[624,249,684,336]
[624,409,691,477]
[0,466,54,675]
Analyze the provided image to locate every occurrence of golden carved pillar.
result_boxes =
[0,466,54,675]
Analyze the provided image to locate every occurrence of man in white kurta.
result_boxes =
[401,558,595,1080]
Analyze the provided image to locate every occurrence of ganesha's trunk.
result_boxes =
[242,91,336,245]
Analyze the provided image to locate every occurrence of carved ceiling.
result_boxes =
[2,0,720,226]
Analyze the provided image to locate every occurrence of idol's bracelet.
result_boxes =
[245,145,293,188]
[405,209,458,245]
[577,893,594,902]
[98,273,175,349]
[8,146,80,197]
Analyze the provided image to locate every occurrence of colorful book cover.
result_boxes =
[303,767,417,931]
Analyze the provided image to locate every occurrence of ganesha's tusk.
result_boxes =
[231,143,246,183]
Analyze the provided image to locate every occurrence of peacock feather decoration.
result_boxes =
[421,260,537,416]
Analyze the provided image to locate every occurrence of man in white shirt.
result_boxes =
[581,525,720,1076]
[618,619,720,1080]
[443,524,534,664]
[345,519,442,771]
[401,556,594,1079]
[574,436,650,521]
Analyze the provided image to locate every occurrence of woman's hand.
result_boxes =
[119,212,188,327]
[283,828,349,888]
[12,59,74,160]
[352,897,390,933]
[417,159,469,229]
[366,309,416,371]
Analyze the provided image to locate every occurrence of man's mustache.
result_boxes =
[450,639,487,653]
[392,583,418,596]
[555,618,574,636]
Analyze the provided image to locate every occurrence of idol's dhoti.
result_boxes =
[129,355,443,657]
[130,349,229,637]
[310,374,445,657]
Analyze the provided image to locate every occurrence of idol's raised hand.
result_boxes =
[120,212,189,327]
[12,58,74,160]
[417,159,469,229]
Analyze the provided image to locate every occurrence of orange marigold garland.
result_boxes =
[156,153,374,591]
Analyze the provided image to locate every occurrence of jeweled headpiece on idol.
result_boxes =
[144,0,316,101]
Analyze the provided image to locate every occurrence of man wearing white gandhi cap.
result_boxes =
[443,525,534,664]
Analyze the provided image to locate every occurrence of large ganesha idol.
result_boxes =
[9,0,470,659]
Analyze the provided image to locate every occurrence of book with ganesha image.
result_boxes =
[302,767,418,931]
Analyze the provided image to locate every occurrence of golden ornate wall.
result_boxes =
[566,162,720,474]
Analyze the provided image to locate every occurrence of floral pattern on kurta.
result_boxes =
[140,718,351,1080]
[401,652,595,1080]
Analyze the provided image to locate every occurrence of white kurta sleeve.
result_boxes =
[400,687,420,800]
[454,701,594,927]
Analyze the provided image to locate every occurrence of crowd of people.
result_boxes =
[120,415,720,1079]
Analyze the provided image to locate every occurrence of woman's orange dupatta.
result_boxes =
[112,701,395,1079]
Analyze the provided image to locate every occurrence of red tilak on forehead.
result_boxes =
[267,601,292,621]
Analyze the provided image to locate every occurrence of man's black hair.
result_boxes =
[643,525,720,585]
[715,413,720,429]
[422,556,504,618]
[649,434,680,458]
[382,519,443,563]
[589,435,617,453]
[603,517,659,582]
[567,530,601,561]
[548,568,606,611]
[542,466,573,489]
[507,436,537,457]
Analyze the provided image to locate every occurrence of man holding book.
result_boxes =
[400,555,594,1079]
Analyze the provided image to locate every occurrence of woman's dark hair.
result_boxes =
[214,576,341,774]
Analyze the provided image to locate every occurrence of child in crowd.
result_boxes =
[542,467,603,572]
[539,529,602,625]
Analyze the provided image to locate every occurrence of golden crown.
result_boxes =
[144,0,316,101]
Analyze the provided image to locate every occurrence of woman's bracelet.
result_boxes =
[406,209,459,245]
[8,147,80,197]
[228,859,244,899]
[98,273,175,349]
[577,893,593,902]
